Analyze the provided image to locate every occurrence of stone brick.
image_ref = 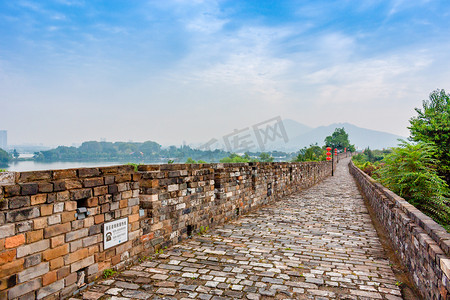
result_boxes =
[26,230,44,243]
[17,239,49,258]
[4,185,20,197]
[21,183,39,195]
[31,194,47,205]
[93,186,108,196]
[64,272,77,286]
[0,249,16,264]
[94,214,104,224]
[42,270,57,286]
[24,253,41,268]
[53,202,64,213]
[64,248,88,264]
[17,262,49,283]
[36,279,64,299]
[44,222,71,238]
[61,211,76,223]
[70,255,94,273]
[50,235,65,248]
[56,191,69,201]
[70,188,92,200]
[48,214,61,225]
[65,228,89,242]
[128,213,139,223]
[5,234,25,248]
[82,235,98,248]
[38,182,53,193]
[7,278,41,299]
[43,244,69,261]
[16,220,33,232]
[0,274,16,291]
[49,257,64,270]
[9,196,30,209]
[40,204,54,216]
[83,177,104,188]
[441,258,450,279]
[7,207,40,222]
[33,217,48,229]
[86,197,98,207]
[19,171,52,182]
[65,201,77,211]
[0,224,15,239]
[0,259,24,278]
[78,168,100,178]
[53,169,77,180]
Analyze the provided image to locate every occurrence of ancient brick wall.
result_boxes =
[0,161,332,299]
[0,166,141,299]
[349,160,450,299]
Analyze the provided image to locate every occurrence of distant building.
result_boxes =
[0,130,6,150]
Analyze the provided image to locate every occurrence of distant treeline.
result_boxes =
[33,141,293,163]
[33,141,228,163]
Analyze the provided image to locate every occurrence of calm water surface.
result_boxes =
[5,161,128,172]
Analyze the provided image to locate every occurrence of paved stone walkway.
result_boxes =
[75,158,403,300]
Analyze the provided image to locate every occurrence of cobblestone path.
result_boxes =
[76,158,403,300]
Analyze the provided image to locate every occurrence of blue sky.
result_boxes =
[1,0,449,146]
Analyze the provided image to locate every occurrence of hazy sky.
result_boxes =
[1,0,449,146]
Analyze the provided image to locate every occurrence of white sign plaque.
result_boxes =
[103,218,128,249]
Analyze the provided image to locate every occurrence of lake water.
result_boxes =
[5,161,129,172]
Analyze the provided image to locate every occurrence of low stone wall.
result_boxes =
[0,160,332,299]
[349,161,450,299]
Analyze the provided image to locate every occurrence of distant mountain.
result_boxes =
[267,120,405,152]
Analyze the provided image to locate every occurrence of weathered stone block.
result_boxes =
[19,171,51,183]
[70,188,92,200]
[44,222,71,239]
[7,207,40,222]
[8,196,30,209]
[7,277,41,299]
[36,279,64,299]
[30,194,47,205]
[4,185,20,197]
[65,228,89,242]
[83,177,104,188]
[26,229,43,243]
[0,224,15,239]
[24,253,41,268]
[64,248,88,265]
[5,234,25,248]
[78,168,100,178]
[21,183,39,195]
[43,244,69,261]
[70,255,94,273]
[17,262,49,283]
[17,239,49,258]
[0,249,16,264]
[0,172,15,186]
[16,220,33,232]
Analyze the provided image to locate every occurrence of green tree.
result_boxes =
[13,149,19,159]
[375,141,450,226]
[409,89,450,184]
[324,128,355,151]
[220,153,250,163]
[259,152,274,162]
[185,157,197,164]
[0,148,11,166]
[294,144,325,162]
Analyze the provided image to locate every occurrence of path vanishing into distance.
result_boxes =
[75,158,403,300]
